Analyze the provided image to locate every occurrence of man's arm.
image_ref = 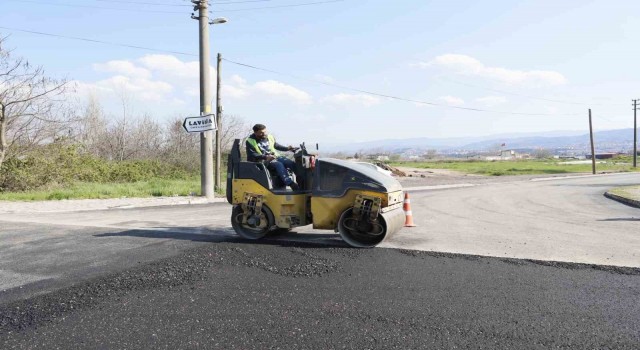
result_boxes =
[274,141,295,152]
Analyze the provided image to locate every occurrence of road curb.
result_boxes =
[0,197,228,214]
[604,191,640,209]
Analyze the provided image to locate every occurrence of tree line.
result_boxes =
[0,36,248,191]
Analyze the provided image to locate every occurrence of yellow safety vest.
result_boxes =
[246,134,280,157]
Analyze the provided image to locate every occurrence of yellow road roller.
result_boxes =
[226,139,405,247]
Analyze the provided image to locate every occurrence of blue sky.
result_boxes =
[1,0,638,145]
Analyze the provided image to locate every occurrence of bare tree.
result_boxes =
[128,113,164,159]
[0,36,68,168]
[163,116,199,170]
[114,87,132,161]
[75,93,110,156]
[218,114,249,155]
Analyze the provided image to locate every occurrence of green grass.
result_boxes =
[0,177,202,201]
[609,185,640,201]
[390,158,639,176]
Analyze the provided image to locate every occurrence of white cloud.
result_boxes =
[137,54,202,81]
[82,55,311,112]
[321,93,380,107]
[94,75,173,101]
[223,84,248,98]
[438,95,465,106]
[475,96,507,107]
[230,75,247,86]
[253,80,312,104]
[419,54,567,86]
[93,60,151,79]
[221,74,312,104]
[85,54,217,104]
[223,75,249,98]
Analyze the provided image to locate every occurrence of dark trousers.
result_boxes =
[267,157,296,185]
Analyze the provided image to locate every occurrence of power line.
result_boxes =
[222,58,580,116]
[191,0,276,5]
[5,0,186,13]
[0,25,595,117]
[93,0,191,6]
[210,0,343,12]
[212,0,273,3]
[0,26,198,56]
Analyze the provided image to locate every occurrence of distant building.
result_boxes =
[585,152,617,159]
[500,150,516,159]
[484,149,530,161]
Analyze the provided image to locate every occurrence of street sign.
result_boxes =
[183,114,217,133]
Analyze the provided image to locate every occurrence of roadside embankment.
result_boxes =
[605,185,640,209]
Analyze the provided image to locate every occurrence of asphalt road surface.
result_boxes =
[1,173,639,348]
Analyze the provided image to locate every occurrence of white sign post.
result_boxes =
[183,114,217,133]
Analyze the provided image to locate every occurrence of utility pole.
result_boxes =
[633,99,638,168]
[215,53,222,190]
[589,109,596,175]
[192,0,214,198]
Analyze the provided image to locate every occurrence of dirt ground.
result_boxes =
[394,166,570,187]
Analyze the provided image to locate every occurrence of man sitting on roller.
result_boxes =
[245,123,299,190]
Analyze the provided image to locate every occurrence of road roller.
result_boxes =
[226,139,405,247]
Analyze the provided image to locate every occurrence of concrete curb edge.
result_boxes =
[604,191,640,209]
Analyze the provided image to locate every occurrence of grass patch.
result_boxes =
[0,177,202,201]
[610,185,640,200]
[391,158,639,176]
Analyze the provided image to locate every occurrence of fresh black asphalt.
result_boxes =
[1,240,639,349]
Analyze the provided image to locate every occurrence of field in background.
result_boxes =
[1,156,638,201]
[391,156,639,176]
[0,178,203,201]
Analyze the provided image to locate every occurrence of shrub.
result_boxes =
[0,142,199,192]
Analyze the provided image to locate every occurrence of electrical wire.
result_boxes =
[222,58,581,116]
[4,0,186,13]
[93,0,192,6]
[0,26,198,56]
[210,0,343,12]
[0,25,606,117]
[212,0,273,4]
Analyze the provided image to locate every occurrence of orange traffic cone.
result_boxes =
[403,192,417,227]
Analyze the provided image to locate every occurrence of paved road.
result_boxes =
[0,173,639,301]
[385,172,640,267]
[1,173,639,348]
[1,241,639,349]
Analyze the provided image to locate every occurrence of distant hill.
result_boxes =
[458,128,633,152]
[321,128,635,154]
